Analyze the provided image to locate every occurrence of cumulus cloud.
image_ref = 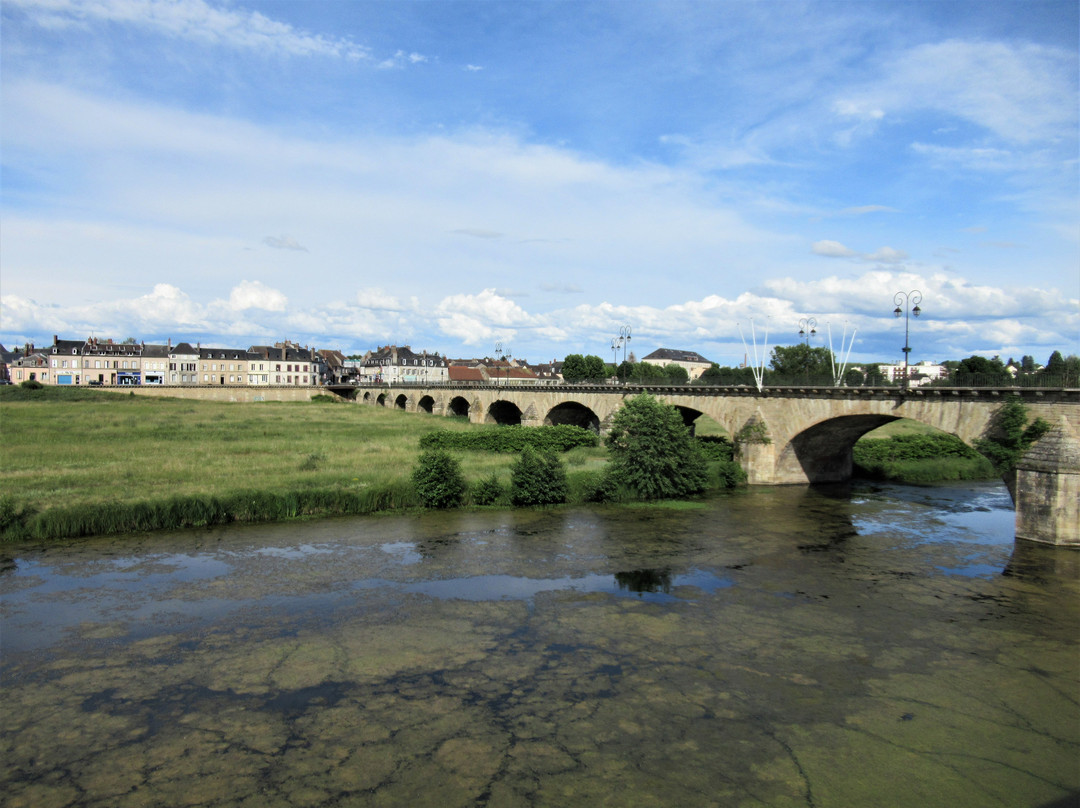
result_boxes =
[7,0,373,61]
[227,280,287,312]
[378,50,427,69]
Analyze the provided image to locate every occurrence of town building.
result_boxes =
[359,346,449,384]
[641,348,713,381]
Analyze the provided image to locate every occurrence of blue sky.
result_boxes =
[2,0,1077,367]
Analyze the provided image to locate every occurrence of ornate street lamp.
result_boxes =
[797,317,817,344]
[494,341,511,387]
[619,325,632,365]
[892,290,922,389]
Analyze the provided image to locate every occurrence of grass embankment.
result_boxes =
[853,421,997,483]
[0,388,615,541]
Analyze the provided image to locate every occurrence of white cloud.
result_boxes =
[378,50,428,69]
[228,281,287,312]
[834,39,1077,144]
[812,240,856,258]
[263,235,308,252]
[864,247,908,264]
[7,0,373,60]
[356,288,406,311]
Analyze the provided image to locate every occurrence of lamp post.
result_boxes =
[797,317,817,345]
[494,341,510,387]
[892,290,922,390]
[619,325,631,365]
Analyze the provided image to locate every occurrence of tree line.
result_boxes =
[559,347,1080,387]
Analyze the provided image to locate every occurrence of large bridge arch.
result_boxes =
[545,401,601,432]
[776,414,905,483]
[487,400,523,426]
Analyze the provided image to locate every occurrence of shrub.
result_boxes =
[605,394,708,500]
[853,433,996,483]
[510,445,568,506]
[19,379,43,390]
[420,424,598,454]
[696,435,735,462]
[471,473,504,506]
[974,396,1051,477]
[411,449,466,509]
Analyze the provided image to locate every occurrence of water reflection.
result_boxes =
[1,481,1077,808]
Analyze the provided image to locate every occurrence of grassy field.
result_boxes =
[0,388,609,539]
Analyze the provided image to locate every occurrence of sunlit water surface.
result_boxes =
[2,482,1077,807]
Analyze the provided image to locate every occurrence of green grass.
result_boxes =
[0,389,549,539]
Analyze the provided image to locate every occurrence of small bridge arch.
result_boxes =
[448,396,470,418]
[394,394,408,410]
[487,400,523,426]
[418,395,435,414]
[545,401,601,432]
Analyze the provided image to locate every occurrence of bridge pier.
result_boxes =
[1015,418,1080,547]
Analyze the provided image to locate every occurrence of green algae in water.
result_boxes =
[1,483,1077,808]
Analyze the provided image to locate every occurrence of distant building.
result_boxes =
[360,346,448,383]
[880,360,948,387]
[641,348,713,381]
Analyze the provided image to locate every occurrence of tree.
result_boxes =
[562,354,606,383]
[509,445,567,506]
[1045,350,1066,375]
[863,364,888,386]
[975,396,1051,492]
[768,344,833,379]
[842,368,865,387]
[954,355,1010,385]
[698,364,756,386]
[604,394,708,500]
[412,450,466,508]
[663,363,689,384]
[561,354,588,383]
[1020,355,1037,373]
[583,354,607,382]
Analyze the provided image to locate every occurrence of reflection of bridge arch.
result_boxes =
[418,395,435,414]
[487,400,522,426]
[545,401,600,432]
[448,396,470,418]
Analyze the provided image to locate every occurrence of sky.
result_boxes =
[1,0,1077,368]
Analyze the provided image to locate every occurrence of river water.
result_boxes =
[1,482,1077,808]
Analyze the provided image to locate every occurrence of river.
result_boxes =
[1,481,1077,807]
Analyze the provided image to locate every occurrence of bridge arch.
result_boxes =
[418,395,435,414]
[376,392,388,407]
[448,396,470,418]
[777,414,908,483]
[394,394,408,410]
[487,400,523,426]
[673,405,703,433]
[545,401,601,432]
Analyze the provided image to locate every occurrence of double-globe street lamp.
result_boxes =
[797,317,817,345]
[892,290,922,389]
[494,341,511,387]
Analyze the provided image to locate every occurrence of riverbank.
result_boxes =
[1,388,612,540]
[0,387,1002,542]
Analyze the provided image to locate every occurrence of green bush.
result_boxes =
[974,396,1051,476]
[510,445,568,506]
[853,433,996,482]
[420,424,598,453]
[711,460,747,488]
[605,394,709,500]
[412,449,467,509]
[19,379,43,390]
[696,435,735,461]
[471,473,504,506]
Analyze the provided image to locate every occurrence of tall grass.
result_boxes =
[0,390,507,540]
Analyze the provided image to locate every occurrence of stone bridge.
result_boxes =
[331,382,1080,545]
